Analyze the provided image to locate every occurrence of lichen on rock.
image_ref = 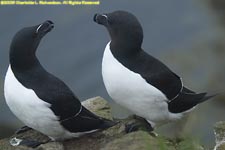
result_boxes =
[214,121,225,150]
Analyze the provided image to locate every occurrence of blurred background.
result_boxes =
[0,0,224,148]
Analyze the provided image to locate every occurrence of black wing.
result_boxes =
[60,106,116,132]
[13,64,116,132]
[12,64,82,121]
[36,73,82,121]
[113,49,183,100]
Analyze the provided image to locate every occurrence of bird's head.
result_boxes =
[94,11,143,48]
[9,20,54,69]
[10,20,54,57]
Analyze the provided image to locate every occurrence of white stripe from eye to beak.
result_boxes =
[36,24,43,34]
[102,14,108,20]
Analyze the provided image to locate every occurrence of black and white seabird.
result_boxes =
[4,20,115,145]
[94,11,215,130]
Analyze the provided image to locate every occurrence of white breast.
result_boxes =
[4,65,90,140]
[102,42,183,126]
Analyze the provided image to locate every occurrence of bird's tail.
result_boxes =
[168,87,217,113]
[81,106,117,130]
[99,118,118,130]
[198,93,217,103]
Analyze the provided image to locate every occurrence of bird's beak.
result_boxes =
[36,20,54,35]
[93,14,108,26]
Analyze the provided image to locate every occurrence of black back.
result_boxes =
[11,61,82,120]
[110,45,182,100]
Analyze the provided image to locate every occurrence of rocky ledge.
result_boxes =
[214,121,225,150]
[0,97,224,150]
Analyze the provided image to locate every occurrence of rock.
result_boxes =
[101,131,175,150]
[176,138,204,150]
[81,96,113,120]
[0,96,211,150]
[214,121,225,150]
[37,142,64,150]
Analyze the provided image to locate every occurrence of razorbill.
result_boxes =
[4,20,115,146]
[94,11,215,131]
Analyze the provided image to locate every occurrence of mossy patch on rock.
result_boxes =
[102,131,176,150]
[214,121,225,150]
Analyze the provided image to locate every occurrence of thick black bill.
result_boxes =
[36,20,54,34]
[93,13,108,26]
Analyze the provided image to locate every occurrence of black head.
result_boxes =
[10,20,54,69]
[94,11,143,49]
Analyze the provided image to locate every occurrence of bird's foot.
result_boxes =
[125,121,158,137]
[125,115,156,135]
[125,122,140,133]
[15,126,31,134]
[133,116,154,132]
[10,137,51,148]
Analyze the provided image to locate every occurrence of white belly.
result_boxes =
[102,42,183,126]
[4,65,86,140]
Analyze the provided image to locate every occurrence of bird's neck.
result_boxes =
[110,39,141,58]
[10,48,40,71]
